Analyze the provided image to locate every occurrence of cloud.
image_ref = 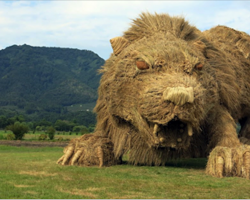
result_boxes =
[210,8,250,33]
[0,1,249,59]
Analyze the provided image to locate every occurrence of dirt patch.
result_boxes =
[57,187,98,198]
[56,186,108,198]
[25,191,38,195]
[0,140,68,147]
[14,184,34,188]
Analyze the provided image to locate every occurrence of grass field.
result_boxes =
[1,145,250,199]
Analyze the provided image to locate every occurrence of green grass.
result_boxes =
[1,145,250,199]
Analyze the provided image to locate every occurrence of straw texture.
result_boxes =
[57,12,250,178]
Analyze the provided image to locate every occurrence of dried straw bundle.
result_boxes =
[57,12,250,178]
[57,134,118,167]
[206,146,250,179]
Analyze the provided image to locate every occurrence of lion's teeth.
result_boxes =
[159,137,165,143]
[153,124,160,136]
[187,123,193,136]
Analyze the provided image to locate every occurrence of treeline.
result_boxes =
[0,110,96,134]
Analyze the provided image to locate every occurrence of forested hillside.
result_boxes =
[0,44,105,128]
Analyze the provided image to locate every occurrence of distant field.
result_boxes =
[1,145,250,199]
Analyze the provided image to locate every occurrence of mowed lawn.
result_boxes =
[1,145,250,199]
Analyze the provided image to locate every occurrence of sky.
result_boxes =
[0,1,250,60]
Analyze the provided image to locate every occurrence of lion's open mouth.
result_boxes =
[150,117,193,149]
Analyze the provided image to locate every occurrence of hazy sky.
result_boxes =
[0,1,249,59]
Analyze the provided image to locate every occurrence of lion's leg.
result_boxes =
[208,107,240,149]
[70,147,84,166]
[57,133,118,167]
[96,146,104,167]
[206,106,250,179]
[239,117,250,145]
[56,155,64,164]
[61,146,74,165]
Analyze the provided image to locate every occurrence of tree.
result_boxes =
[47,126,56,140]
[26,122,34,132]
[0,115,8,129]
[54,120,74,132]
[24,103,37,114]
[6,122,29,140]
[73,125,89,135]
[72,126,82,133]
[80,126,89,135]
[7,115,25,126]
[88,125,96,133]
[36,119,52,127]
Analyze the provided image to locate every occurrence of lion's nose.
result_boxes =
[163,86,194,106]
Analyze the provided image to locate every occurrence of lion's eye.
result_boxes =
[195,63,203,70]
[136,61,149,70]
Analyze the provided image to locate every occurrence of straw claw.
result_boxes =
[206,145,250,179]
[57,134,119,167]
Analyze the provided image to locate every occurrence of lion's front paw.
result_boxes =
[57,134,118,167]
[206,145,250,179]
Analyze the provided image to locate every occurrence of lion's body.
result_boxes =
[58,13,250,178]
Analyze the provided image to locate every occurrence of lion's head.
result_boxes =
[94,13,240,159]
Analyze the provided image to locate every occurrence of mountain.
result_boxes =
[0,44,104,115]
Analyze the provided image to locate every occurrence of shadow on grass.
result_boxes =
[120,158,207,169]
[164,158,207,169]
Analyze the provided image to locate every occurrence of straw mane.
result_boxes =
[58,12,250,178]
[123,12,199,42]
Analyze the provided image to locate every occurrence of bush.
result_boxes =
[73,125,89,135]
[80,126,89,135]
[54,120,74,132]
[73,126,81,133]
[6,122,29,140]
[38,133,47,140]
[36,126,42,132]
[47,126,55,140]
[0,134,4,140]
[58,136,63,141]
[88,126,96,133]
[6,133,15,140]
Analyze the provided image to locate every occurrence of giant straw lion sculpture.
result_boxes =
[58,12,250,179]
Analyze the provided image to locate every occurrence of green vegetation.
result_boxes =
[67,102,96,112]
[1,145,250,199]
[0,130,84,142]
[73,125,89,135]
[6,122,29,140]
[0,113,95,140]
[38,133,48,141]
[0,109,97,132]
[47,127,56,140]
[0,44,104,127]
[6,133,15,140]
[0,44,104,106]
